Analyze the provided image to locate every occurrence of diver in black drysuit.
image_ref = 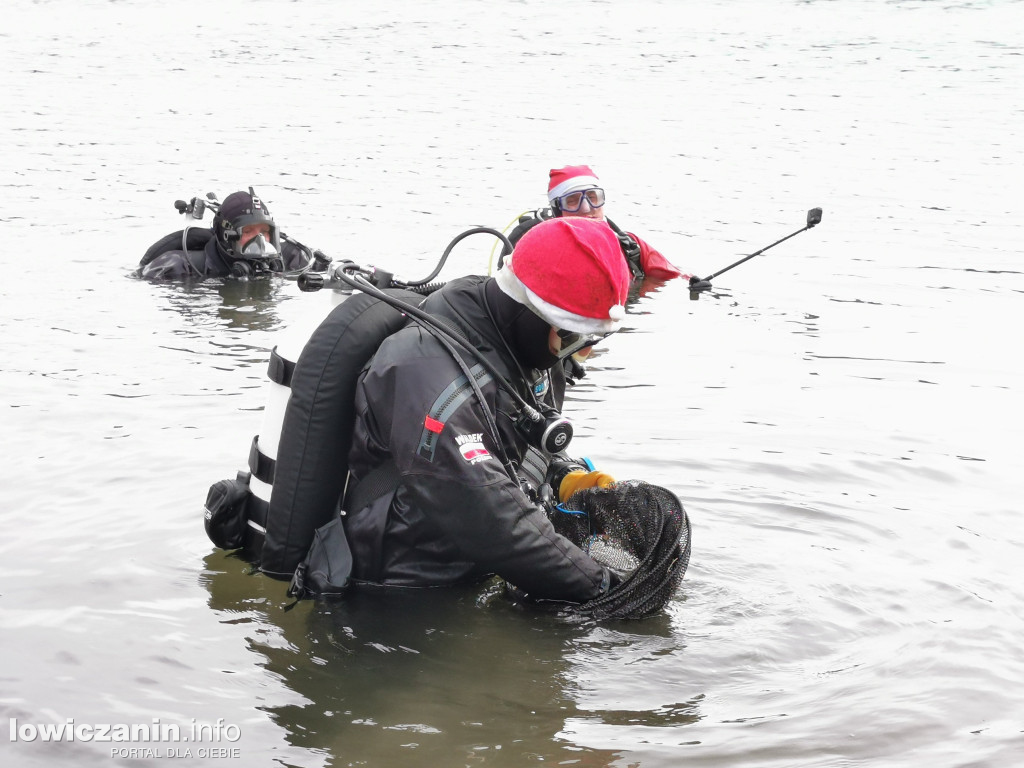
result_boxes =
[136,189,318,280]
[343,217,636,602]
[344,275,613,601]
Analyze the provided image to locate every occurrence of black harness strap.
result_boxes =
[248,435,276,485]
[343,459,401,514]
[267,346,295,387]
[518,445,549,492]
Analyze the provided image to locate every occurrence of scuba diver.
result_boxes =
[202,215,693,616]
[308,217,632,602]
[136,188,325,280]
[507,165,686,282]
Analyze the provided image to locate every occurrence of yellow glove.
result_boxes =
[558,470,616,503]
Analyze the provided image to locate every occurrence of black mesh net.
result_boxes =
[548,480,691,620]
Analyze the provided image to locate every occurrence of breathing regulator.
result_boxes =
[515,402,573,455]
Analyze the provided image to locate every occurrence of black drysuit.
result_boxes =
[344,276,608,602]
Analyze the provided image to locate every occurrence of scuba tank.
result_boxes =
[204,279,420,573]
[242,289,351,562]
[204,288,348,555]
[254,286,424,578]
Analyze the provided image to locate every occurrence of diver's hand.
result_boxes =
[558,470,615,503]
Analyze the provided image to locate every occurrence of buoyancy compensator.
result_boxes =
[257,287,424,578]
[139,226,214,272]
[203,228,517,590]
[202,285,422,578]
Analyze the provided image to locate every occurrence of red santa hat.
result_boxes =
[495,217,629,335]
[547,164,601,203]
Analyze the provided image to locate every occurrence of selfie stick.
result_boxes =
[688,207,823,298]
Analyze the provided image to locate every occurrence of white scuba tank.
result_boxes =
[246,290,351,538]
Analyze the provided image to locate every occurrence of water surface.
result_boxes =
[2,0,1022,766]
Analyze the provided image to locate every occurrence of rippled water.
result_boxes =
[3,0,1022,766]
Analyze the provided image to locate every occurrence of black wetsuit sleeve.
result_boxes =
[406,474,606,601]
[354,329,605,601]
[280,235,313,271]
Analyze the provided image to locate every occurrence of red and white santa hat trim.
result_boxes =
[496,217,630,335]
[547,164,601,203]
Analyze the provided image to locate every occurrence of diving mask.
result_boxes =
[555,328,614,362]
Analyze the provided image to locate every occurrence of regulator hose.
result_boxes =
[297,226,514,296]
[406,226,513,287]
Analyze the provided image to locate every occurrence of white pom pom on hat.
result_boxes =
[495,217,631,335]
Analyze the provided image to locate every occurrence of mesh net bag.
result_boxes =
[548,480,692,620]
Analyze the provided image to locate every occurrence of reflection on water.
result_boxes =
[144,276,292,335]
[202,550,668,766]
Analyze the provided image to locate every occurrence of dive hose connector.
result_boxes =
[312,249,332,271]
[297,272,325,292]
[298,259,364,293]
[368,267,394,288]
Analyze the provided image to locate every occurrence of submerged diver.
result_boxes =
[136,188,321,279]
[341,217,631,602]
[507,165,685,282]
